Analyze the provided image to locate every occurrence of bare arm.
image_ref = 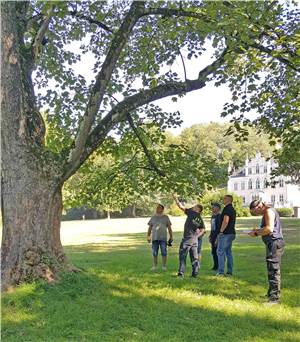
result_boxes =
[167,224,173,240]
[249,209,275,237]
[172,194,185,212]
[220,215,229,233]
[147,225,152,242]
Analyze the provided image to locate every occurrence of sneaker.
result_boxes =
[191,273,198,278]
[215,273,225,277]
[177,272,184,279]
[226,273,233,277]
[162,266,167,271]
[265,299,280,305]
[150,266,158,271]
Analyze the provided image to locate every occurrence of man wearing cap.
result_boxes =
[249,200,285,304]
[209,203,221,271]
[147,204,173,271]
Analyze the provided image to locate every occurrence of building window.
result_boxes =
[279,179,284,187]
[264,179,268,188]
[252,194,259,201]
[242,196,246,204]
[279,194,284,203]
[256,164,260,174]
[234,182,238,190]
[256,179,260,189]
[271,195,275,203]
[241,182,245,190]
[248,167,252,175]
[264,165,268,173]
[248,179,252,189]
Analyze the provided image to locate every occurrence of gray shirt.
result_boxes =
[148,215,172,241]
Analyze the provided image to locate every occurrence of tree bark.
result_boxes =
[1,2,67,290]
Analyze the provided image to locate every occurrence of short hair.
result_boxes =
[249,200,261,210]
[211,202,221,209]
[225,194,233,203]
[196,204,203,212]
[157,204,164,210]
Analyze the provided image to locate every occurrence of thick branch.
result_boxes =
[141,7,212,24]
[32,5,54,59]
[126,113,165,177]
[66,2,145,173]
[249,43,299,72]
[78,48,227,166]
[69,11,113,33]
[61,48,228,181]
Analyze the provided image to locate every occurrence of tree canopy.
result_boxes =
[27,0,299,186]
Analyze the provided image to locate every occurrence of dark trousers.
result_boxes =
[264,237,285,301]
[211,239,218,269]
[178,238,199,276]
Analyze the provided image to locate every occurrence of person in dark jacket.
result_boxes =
[249,200,285,305]
[209,203,221,271]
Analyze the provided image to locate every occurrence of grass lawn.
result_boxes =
[2,217,300,342]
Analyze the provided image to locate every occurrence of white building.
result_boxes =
[227,152,300,208]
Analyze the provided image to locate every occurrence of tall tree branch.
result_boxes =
[66,1,146,173]
[69,11,113,33]
[32,5,55,59]
[126,113,165,177]
[61,48,229,181]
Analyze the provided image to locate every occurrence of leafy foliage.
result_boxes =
[24,1,300,189]
[64,123,218,211]
[199,188,250,217]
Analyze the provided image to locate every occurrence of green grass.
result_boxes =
[2,217,300,342]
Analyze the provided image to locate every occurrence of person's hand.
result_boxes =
[167,238,173,247]
[248,230,257,237]
[147,236,151,243]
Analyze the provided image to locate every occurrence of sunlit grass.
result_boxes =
[2,217,300,341]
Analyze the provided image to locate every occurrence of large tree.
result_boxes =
[1,1,298,289]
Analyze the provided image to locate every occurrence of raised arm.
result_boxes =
[172,194,186,212]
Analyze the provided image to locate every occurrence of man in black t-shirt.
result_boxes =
[216,195,236,276]
[172,194,205,278]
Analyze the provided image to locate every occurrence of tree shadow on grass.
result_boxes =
[64,230,300,308]
[2,270,300,342]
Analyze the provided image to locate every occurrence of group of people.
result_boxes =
[147,194,285,305]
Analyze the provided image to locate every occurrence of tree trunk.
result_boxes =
[1,181,66,289]
[1,2,68,290]
[131,205,136,218]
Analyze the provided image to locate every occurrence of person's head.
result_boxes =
[156,204,164,215]
[192,204,203,213]
[223,194,233,206]
[211,203,221,214]
[249,200,266,215]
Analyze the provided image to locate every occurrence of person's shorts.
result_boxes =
[152,240,167,257]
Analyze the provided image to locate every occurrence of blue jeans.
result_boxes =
[152,240,167,257]
[217,234,235,274]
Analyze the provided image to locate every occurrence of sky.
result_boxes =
[65,39,234,135]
